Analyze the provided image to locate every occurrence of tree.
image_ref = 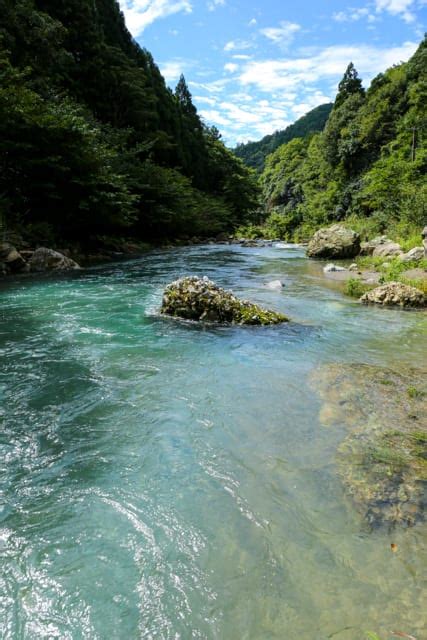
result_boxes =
[335,62,365,108]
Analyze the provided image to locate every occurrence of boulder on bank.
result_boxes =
[400,246,425,263]
[372,241,403,258]
[360,281,425,308]
[307,225,360,259]
[0,242,27,273]
[359,235,391,256]
[161,276,289,325]
[29,247,81,272]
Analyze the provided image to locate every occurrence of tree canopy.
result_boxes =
[0,0,260,245]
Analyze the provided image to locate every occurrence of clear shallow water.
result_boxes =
[0,244,426,640]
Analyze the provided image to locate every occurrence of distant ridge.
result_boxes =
[234,103,333,172]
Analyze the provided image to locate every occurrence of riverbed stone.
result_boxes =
[29,247,81,272]
[360,281,425,307]
[161,276,289,325]
[307,225,360,259]
[265,280,285,289]
[323,263,347,273]
[310,363,427,528]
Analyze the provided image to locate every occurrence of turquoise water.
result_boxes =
[0,244,426,640]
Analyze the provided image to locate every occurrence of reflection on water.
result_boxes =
[0,244,426,639]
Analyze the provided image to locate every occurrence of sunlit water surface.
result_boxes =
[0,244,426,639]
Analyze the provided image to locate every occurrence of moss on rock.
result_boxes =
[161,276,289,325]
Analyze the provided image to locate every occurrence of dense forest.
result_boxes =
[234,103,333,173]
[254,39,427,241]
[0,0,259,247]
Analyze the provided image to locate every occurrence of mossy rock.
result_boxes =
[161,276,289,325]
[310,363,427,528]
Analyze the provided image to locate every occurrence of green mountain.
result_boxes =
[234,103,333,173]
[259,39,427,241]
[0,0,259,246]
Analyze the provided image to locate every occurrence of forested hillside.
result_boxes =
[234,104,333,173]
[0,0,259,246]
[258,40,426,241]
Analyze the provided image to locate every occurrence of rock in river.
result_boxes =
[161,276,289,325]
[360,282,425,308]
[307,225,360,259]
[29,247,81,272]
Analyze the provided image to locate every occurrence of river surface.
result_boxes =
[1,244,426,640]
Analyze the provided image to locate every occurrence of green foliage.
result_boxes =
[234,103,333,172]
[344,278,374,298]
[0,0,260,245]
[260,37,427,243]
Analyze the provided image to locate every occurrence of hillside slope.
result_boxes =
[234,103,333,172]
[0,0,259,245]
[259,42,426,241]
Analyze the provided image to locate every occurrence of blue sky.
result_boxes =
[119,0,426,145]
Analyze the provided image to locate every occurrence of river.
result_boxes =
[1,243,426,639]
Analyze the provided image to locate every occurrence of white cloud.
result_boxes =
[224,39,253,51]
[190,79,230,93]
[199,110,232,126]
[333,7,376,22]
[232,54,252,60]
[375,0,416,22]
[194,96,218,105]
[207,0,225,11]
[238,41,418,93]
[248,18,257,27]
[260,21,301,48]
[120,0,192,36]
[224,63,239,73]
[160,59,186,82]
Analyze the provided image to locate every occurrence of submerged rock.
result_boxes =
[29,247,81,272]
[307,225,360,259]
[360,281,425,308]
[161,276,289,325]
[265,280,285,290]
[310,363,427,528]
[323,263,347,273]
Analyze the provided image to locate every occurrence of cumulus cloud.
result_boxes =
[333,7,377,22]
[224,39,253,51]
[160,60,185,82]
[238,41,418,92]
[260,21,301,48]
[375,0,416,22]
[224,63,239,73]
[207,0,225,11]
[120,0,192,36]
